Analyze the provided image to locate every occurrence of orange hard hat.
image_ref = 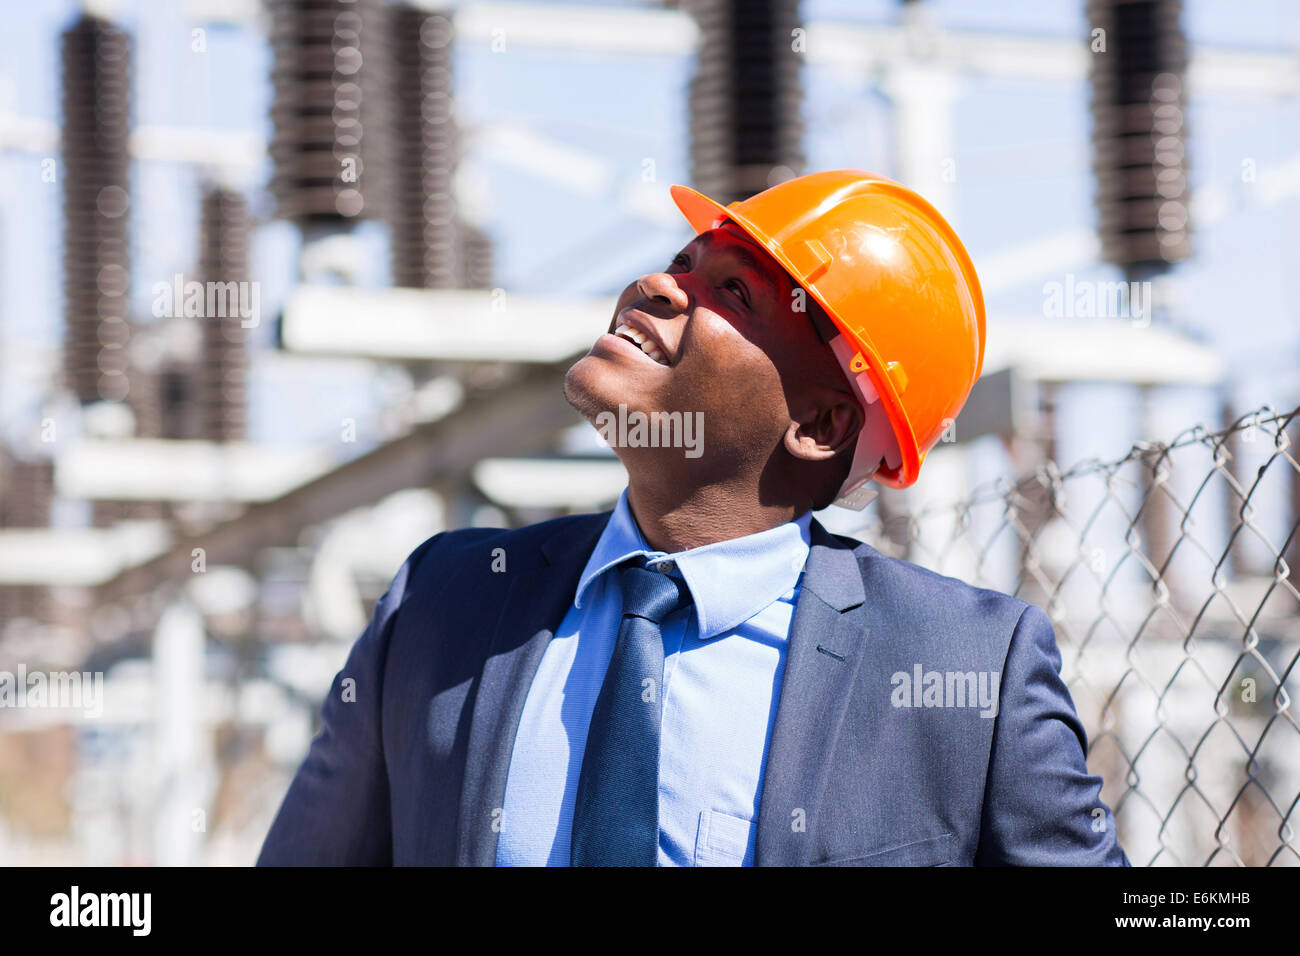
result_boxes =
[669,169,985,505]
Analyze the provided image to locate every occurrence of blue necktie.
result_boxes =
[570,557,691,866]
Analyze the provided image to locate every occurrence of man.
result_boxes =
[258,169,1129,866]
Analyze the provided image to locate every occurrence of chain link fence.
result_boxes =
[848,403,1300,866]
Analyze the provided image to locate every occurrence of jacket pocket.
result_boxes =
[811,831,955,867]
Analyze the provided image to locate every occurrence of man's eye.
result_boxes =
[726,278,749,306]
[670,253,689,269]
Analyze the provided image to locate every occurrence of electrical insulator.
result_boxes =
[391,5,462,288]
[1088,0,1191,272]
[198,188,251,442]
[60,14,132,405]
[686,0,804,205]
[269,0,393,225]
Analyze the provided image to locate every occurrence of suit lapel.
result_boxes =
[755,518,870,866]
[455,513,610,866]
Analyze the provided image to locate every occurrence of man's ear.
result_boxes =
[783,391,863,462]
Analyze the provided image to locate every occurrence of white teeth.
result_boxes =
[613,323,669,366]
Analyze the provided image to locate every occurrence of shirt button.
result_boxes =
[656,559,677,574]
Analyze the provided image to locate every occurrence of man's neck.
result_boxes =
[624,480,807,553]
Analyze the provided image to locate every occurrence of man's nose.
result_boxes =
[636,272,689,313]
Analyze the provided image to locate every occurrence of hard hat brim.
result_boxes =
[668,182,920,489]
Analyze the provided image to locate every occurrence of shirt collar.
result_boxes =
[575,488,813,640]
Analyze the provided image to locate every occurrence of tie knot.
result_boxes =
[617,558,691,625]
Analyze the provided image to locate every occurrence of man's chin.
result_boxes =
[564,349,669,421]
[563,355,616,422]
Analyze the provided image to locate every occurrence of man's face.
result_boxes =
[564,220,849,478]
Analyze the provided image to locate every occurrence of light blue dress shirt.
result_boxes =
[495,489,813,866]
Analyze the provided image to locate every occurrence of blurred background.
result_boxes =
[0,0,1297,866]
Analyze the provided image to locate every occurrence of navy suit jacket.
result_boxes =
[258,511,1130,866]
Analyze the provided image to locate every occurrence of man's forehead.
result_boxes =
[685,218,761,249]
[687,221,786,285]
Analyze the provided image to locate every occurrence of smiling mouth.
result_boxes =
[612,323,670,366]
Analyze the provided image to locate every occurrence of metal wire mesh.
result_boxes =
[847,403,1300,866]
